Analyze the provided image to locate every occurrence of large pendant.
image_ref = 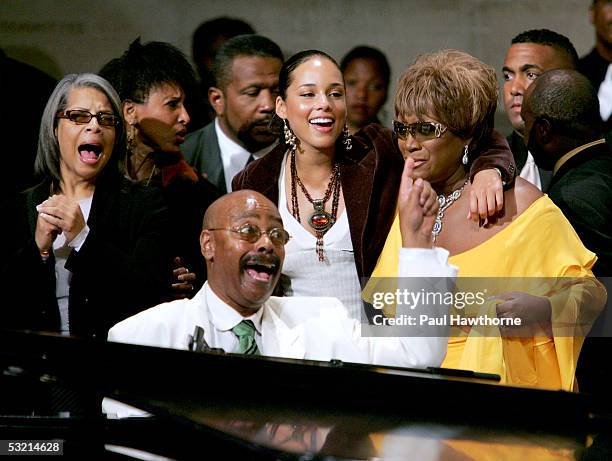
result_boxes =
[308,199,335,233]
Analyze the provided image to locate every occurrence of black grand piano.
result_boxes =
[1,329,611,460]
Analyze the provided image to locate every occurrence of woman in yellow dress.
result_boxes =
[369,50,605,391]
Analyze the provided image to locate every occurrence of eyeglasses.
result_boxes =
[56,110,120,127]
[393,120,447,141]
[207,223,291,246]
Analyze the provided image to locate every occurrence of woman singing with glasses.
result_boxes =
[233,49,515,320]
[0,73,172,339]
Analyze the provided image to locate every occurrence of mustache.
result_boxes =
[249,117,282,133]
[240,253,282,271]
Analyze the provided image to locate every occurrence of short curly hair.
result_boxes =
[394,49,498,151]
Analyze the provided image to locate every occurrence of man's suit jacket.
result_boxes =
[579,48,608,92]
[546,141,612,277]
[182,121,227,194]
[507,132,552,191]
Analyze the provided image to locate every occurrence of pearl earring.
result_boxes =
[462,145,469,165]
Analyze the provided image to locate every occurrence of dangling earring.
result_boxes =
[342,124,352,151]
[462,145,469,165]
[283,119,298,153]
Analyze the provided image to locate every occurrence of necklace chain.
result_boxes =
[289,150,341,262]
[432,179,469,244]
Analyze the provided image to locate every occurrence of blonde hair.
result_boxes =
[394,49,498,151]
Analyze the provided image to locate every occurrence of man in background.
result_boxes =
[502,29,579,191]
[190,17,255,129]
[579,0,612,129]
[182,35,283,194]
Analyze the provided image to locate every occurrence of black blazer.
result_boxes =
[0,173,173,339]
[546,141,612,277]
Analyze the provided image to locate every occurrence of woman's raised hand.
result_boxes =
[36,195,86,246]
[398,157,439,248]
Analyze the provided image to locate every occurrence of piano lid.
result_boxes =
[0,329,600,460]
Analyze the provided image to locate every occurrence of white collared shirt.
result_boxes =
[519,150,542,190]
[599,63,612,122]
[215,118,277,192]
[205,283,264,353]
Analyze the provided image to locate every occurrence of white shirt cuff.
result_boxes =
[398,247,458,278]
[68,225,90,251]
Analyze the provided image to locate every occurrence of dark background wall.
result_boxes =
[0,0,595,134]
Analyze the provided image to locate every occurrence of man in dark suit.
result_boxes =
[522,69,612,404]
[579,0,612,130]
[182,35,283,194]
[502,29,580,191]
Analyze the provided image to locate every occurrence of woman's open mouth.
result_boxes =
[309,117,335,133]
[78,143,103,164]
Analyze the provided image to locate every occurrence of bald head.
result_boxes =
[523,69,602,139]
[203,190,281,229]
[521,69,604,168]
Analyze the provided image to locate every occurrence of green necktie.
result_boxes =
[231,320,260,355]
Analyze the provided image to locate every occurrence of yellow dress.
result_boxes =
[368,195,605,391]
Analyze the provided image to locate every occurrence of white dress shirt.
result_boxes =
[205,284,263,353]
[215,118,276,193]
[598,63,612,122]
[519,150,542,190]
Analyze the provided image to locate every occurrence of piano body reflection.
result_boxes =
[0,329,609,460]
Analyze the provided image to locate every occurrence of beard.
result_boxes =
[237,117,282,152]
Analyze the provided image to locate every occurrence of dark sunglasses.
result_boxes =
[56,109,120,127]
[393,120,447,141]
[207,223,291,247]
